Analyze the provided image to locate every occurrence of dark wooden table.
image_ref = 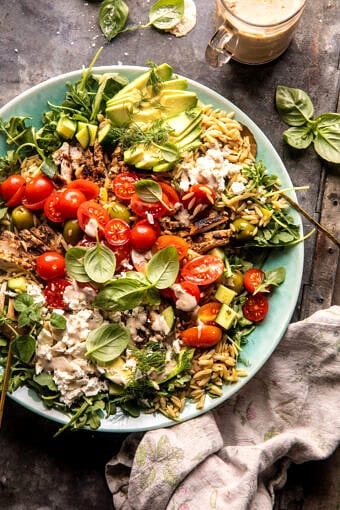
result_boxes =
[0,1,339,508]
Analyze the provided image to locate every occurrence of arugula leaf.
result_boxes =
[40,157,58,178]
[84,243,116,283]
[242,161,278,190]
[33,373,58,391]
[149,0,184,30]
[99,0,129,41]
[146,246,179,289]
[276,86,314,126]
[86,323,130,364]
[254,267,286,294]
[50,312,67,329]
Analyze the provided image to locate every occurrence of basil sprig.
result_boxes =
[65,243,116,284]
[99,0,129,41]
[149,0,184,30]
[94,246,179,311]
[86,323,130,364]
[135,179,172,210]
[276,86,340,164]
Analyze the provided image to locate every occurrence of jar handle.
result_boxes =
[205,24,239,67]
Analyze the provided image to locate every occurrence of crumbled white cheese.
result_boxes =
[84,217,99,238]
[230,181,246,195]
[26,283,45,304]
[63,282,97,311]
[172,338,182,354]
[174,205,191,227]
[172,283,198,312]
[126,306,148,339]
[150,311,170,335]
[169,0,197,37]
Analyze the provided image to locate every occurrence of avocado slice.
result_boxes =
[215,285,237,306]
[179,138,202,153]
[169,116,202,145]
[215,304,237,330]
[159,91,198,116]
[132,107,163,124]
[124,145,146,165]
[106,89,142,108]
[153,161,173,173]
[166,107,201,137]
[159,347,195,384]
[114,63,173,99]
[106,102,133,126]
[162,305,175,331]
[175,125,202,150]
[56,116,77,140]
[103,356,134,386]
[75,126,90,149]
[161,78,188,90]
[7,277,27,293]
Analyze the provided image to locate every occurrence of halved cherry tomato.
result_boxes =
[159,182,180,210]
[243,268,265,294]
[44,192,65,222]
[171,281,201,309]
[182,184,216,210]
[181,325,222,348]
[0,174,26,207]
[67,179,100,200]
[104,218,131,247]
[59,189,86,219]
[130,193,171,219]
[242,293,269,322]
[24,175,54,205]
[130,221,158,250]
[113,173,139,201]
[197,302,222,324]
[22,197,50,210]
[77,201,110,234]
[36,252,65,280]
[181,255,224,285]
[152,235,189,261]
[44,278,71,309]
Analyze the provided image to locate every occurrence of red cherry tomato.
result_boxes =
[130,193,171,219]
[242,293,269,322]
[59,189,86,219]
[44,191,65,223]
[159,182,180,210]
[0,175,26,207]
[130,221,158,250]
[152,235,189,261]
[182,184,216,210]
[24,175,54,205]
[67,179,100,200]
[36,252,65,280]
[77,201,110,233]
[172,281,201,305]
[197,302,222,324]
[181,255,224,286]
[104,218,131,247]
[113,173,139,201]
[180,325,222,348]
[44,278,71,309]
[243,268,265,294]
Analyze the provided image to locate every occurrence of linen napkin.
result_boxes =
[105,306,340,510]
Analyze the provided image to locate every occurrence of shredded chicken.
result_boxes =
[0,231,35,272]
[19,225,65,254]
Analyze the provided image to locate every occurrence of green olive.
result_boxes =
[107,202,131,223]
[11,205,35,230]
[63,219,83,245]
[232,218,256,240]
[226,269,244,294]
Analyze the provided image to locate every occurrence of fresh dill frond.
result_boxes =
[146,61,163,95]
[109,120,171,150]
[132,341,166,374]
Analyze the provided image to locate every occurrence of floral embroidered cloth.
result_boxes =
[105,306,340,510]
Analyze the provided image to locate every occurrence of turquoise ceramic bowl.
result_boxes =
[0,67,303,432]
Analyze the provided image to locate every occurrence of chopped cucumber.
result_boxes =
[56,116,77,140]
[215,285,237,305]
[215,304,237,330]
[162,305,175,331]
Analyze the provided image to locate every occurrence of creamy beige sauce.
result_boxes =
[226,0,304,25]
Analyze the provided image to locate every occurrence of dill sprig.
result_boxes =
[146,61,164,95]
[110,120,171,150]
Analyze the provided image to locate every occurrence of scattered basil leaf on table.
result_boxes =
[276,85,340,164]
[86,323,130,364]
[84,242,116,283]
[149,0,184,30]
[99,0,129,41]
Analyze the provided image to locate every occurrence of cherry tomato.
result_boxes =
[180,325,222,348]
[24,175,54,205]
[130,193,171,219]
[181,255,224,286]
[59,189,86,219]
[67,179,100,200]
[77,201,110,233]
[44,192,65,222]
[44,278,71,309]
[0,175,26,207]
[130,221,158,250]
[104,218,131,247]
[159,182,180,210]
[197,302,222,324]
[243,268,265,294]
[242,293,269,322]
[36,252,65,280]
[182,184,216,210]
[152,235,189,261]
[113,173,139,201]
[172,281,201,306]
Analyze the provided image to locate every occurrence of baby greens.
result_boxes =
[276,86,340,164]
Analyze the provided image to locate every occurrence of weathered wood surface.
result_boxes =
[0,0,339,508]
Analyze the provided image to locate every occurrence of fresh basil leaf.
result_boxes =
[124,271,149,284]
[14,293,34,312]
[276,86,314,126]
[33,373,58,391]
[50,312,67,329]
[149,0,184,30]
[94,278,148,310]
[283,125,314,149]
[12,334,36,363]
[313,113,340,164]
[84,243,116,284]
[254,267,286,294]
[99,0,129,41]
[146,246,179,289]
[135,179,163,203]
[86,323,130,364]
[65,246,91,283]
[145,286,161,305]
[40,158,58,178]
